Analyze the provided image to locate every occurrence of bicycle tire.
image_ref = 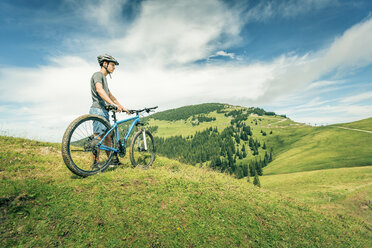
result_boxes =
[129,130,156,169]
[61,114,116,177]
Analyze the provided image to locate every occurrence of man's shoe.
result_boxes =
[110,157,123,167]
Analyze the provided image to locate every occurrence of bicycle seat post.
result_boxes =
[111,111,117,123]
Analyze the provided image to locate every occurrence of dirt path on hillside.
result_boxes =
[257,119,309,129]
[331,126,372,134]
[269,118,288,125]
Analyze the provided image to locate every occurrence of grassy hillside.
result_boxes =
[264,125,372,175]
[147,110,232,138]
[147,103,371,176]
[1,136,371,247]
[332,117,372,131]
[147,103,292,138]
[261,166,372,225]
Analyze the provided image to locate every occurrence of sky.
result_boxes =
[0,0,372,142]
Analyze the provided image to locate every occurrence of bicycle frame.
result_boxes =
[97,114,141,153]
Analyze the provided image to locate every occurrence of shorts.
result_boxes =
[89,107,110,134]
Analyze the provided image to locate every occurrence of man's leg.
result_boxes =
[92,134,112,163]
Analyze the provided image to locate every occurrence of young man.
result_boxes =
[90,54,129,168]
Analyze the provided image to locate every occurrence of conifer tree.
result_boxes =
[247,164,250,182]
[256,160,263,176]
[238,150,243,159]
[269,150,273,162]
[249,162,255,176]
[253,170,261,187]
[242,164,248,177]
[235,166,244,179]
[210,159,216,170]
[264,152,269,167]
[242,150,247,158]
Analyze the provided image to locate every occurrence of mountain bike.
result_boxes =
[61,105,158,177]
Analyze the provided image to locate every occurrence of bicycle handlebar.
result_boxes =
[104,105,158,115]
[129,106,158,115]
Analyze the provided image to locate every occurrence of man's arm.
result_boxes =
[109,91,129,114]
[95,83,116,106]
[95,83,129,113]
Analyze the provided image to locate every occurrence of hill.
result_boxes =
[261,166,372,226]
[0,136,370,247]
[263,125,372,175]
[144,103,295,177]
[332,117,372,132]
[145,103,371,178]
[143,103,372,232]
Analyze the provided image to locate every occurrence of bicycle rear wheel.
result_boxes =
[129,130,156,169]
[61,114,116,177]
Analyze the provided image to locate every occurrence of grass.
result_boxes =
[147,109,291,139]
[264,126,372,175]
[1,136,371,247]
[147,111,232,138]
[261,166,372,225]
[333,117,372,131]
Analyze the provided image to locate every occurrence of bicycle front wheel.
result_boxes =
[61,114,116,177]
[129,130,156,169]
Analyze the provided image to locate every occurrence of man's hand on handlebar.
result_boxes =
[105,104,130,114]
[116,104,130,114]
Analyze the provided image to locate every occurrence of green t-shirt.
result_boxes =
[90,71,110,109]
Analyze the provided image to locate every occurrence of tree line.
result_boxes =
[154,123,273,181]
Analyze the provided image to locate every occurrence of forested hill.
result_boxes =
[145,103,294,180]
[149,103,283,122]
[150,103,225,121]
[145,103,372,179]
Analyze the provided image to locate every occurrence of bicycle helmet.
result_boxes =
[97,54,119,66]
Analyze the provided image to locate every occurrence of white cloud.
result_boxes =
[245,0,337,22]
[209,51,235,59]
[340,91,372,103]
[113,0,243,66]
[306,80,342,90]
[1,0,372,141]
[262,16,372,101]
[81,0,128,35]
[276,103,372,125]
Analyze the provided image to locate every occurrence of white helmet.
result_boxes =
[97,54,119,66]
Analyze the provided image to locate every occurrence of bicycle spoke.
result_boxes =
[130,130,155,169]
[65,116,116,173]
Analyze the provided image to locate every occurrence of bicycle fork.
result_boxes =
[138,130,148,151]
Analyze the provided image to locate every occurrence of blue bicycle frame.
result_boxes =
[97,114,141,153]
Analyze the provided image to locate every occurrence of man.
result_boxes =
[90,54,129,168]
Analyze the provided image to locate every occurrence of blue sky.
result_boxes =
[0,0,372,141]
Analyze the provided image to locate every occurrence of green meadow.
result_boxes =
[147,110,232,138]
[1,136,371,247]
[263,125,372,175]
[333,117,372,131]
[1,103,371,247]
[261,166,372,224]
